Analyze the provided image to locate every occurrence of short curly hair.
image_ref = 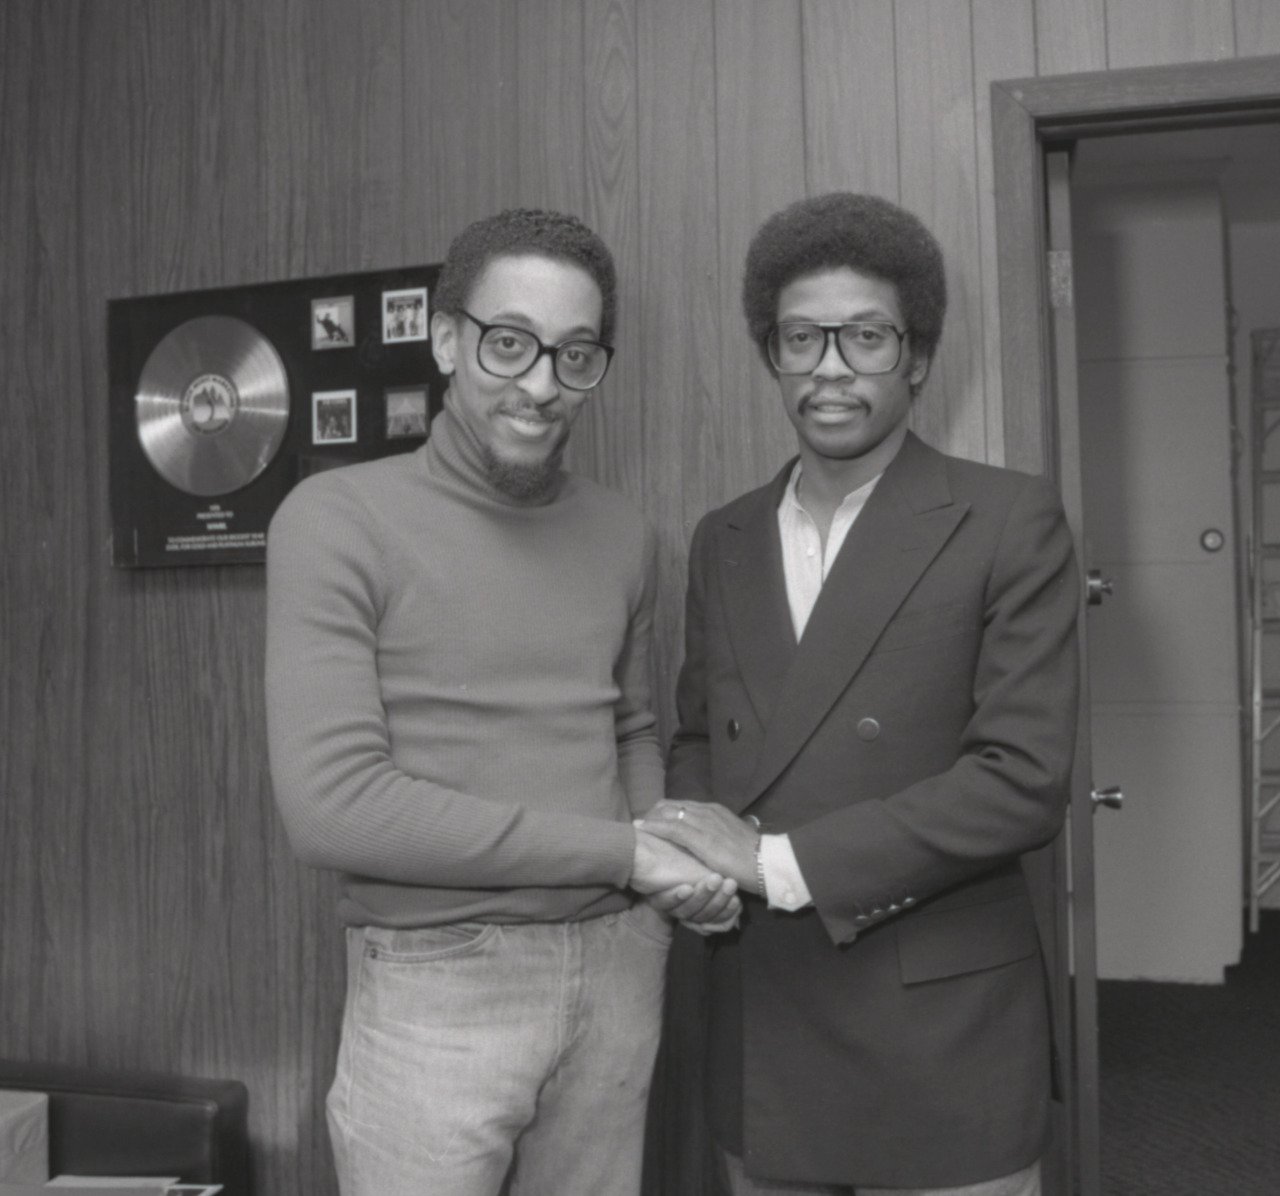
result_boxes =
[434,208,618,344]
[743,193,947,371]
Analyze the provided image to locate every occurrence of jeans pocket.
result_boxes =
[361,921,497,964]
[619,902,675,948]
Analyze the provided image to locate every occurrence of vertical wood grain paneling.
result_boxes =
[0,0,36,1064]
[1104,0,1236,67]
[402,0,520,264]
[635,0,721,737]
[575,0,644,497]
[713,0,806,502]
[800,0,900,198]
[516,0,587,214]
[263,0,406,274]
[894,0,986,460]
[973,0,1037,465]
[7,0,95,1069]
[1034,0,1108,75]
[261,0,317,280]
[1233,0,1280,55]
[1,0,38,1063]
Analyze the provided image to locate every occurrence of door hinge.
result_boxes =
[1047,249,1074,310]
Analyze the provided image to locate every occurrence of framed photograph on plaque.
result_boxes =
[381,287,429,343]
[312,390,357,444]
[384,386,430,440]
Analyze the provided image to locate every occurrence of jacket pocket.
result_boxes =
[896,894,1039,985]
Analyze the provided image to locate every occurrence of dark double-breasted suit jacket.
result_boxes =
[667,432,1080,1189]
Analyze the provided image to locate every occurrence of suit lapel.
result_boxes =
[716,462,798,732]
[746,433,969,802]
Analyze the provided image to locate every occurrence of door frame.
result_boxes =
[994,55,1280,478]
[992,53,1280,1196]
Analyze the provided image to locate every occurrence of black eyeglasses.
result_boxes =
[457,309,614,391]
[766,321,907,376]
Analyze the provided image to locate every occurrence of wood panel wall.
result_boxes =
[3,3,1278,1193]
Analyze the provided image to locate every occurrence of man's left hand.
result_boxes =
[638,801,760,893]
[647,870,741,935]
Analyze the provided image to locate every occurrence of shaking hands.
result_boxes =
[630,801,763,936]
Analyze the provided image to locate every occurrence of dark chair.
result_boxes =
[0,1061,250,1196]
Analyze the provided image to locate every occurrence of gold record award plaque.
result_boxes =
[134,315,290,496]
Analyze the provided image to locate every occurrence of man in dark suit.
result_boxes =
[638,193,1080,1195]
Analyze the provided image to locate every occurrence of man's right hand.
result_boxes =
[630,826,721,894]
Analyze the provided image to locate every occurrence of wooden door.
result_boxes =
[1071,173,1242,985]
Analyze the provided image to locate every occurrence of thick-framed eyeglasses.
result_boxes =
[766,320,907,376]
[457,309,614,391]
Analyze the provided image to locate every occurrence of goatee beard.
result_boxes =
[481,443,564,502]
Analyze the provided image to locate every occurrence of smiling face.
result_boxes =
[430,253,604,501]
[774,266,929,487]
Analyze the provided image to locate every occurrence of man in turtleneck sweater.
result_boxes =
[266,210,736,1196]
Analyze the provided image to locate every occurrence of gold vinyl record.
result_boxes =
[135,315,290,497]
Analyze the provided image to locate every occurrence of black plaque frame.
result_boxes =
[108,264,444,568]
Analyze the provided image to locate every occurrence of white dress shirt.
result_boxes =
[760,462,882,911]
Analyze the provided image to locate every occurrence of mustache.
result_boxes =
[495,403,561,423]
[800,390,868,409]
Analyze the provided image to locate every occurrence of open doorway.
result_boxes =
[1069,121,1280,984]
[991,56,1280,1196]
[1068,121,1280,1192]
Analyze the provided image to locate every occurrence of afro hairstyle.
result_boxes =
[434,208,618,345]
[742,192,947,371]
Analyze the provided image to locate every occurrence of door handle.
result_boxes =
[1091,785,1124,811]
[1086,570,1114,606]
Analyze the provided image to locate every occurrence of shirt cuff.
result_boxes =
[760,833,813,911]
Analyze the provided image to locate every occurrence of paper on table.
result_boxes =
[0,1186,166,1196]
[43,1184,220,1195]
[0,1091,48,1184]
[46,1183,177,1193]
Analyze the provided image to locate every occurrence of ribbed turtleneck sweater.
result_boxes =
[265,405,661,927]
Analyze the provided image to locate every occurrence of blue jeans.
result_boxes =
[326,905,670,1196]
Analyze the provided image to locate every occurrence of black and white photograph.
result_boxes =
[311,389,357,444]
[8,6,1280,1196]
[381,286,429,343]
[384,386,429,439]
[311,294,354,350]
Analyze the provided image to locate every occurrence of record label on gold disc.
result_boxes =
[135,315,290,496]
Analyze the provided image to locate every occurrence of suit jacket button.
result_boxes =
[856,717,881,741]
[727,718,741,741]
[854,914,870,925]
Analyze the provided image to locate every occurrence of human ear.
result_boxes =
[907,353,931,393]
[430,310,458,376]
